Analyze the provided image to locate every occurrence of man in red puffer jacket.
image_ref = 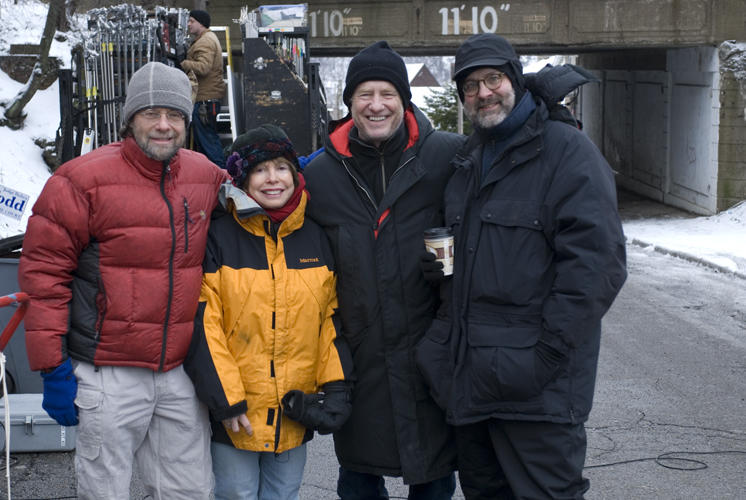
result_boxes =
[19,62,228,500]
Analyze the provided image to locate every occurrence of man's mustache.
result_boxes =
[475,97,502,110]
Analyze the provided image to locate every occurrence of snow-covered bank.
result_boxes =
[0,0,84,238]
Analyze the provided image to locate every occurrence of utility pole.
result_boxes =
[335,79,343,120]
[457,97,463,136]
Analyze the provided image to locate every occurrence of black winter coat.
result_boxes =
[416,98,627,426]
[304,105,465,484]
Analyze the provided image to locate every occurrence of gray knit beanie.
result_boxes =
[123,62,193,126]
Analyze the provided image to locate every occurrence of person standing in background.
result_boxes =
[181,9,226,168]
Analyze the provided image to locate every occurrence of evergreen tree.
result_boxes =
[422,82,472,136]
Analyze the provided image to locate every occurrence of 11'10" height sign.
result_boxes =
[307,2,550,40]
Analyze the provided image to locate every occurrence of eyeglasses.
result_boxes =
[462,73,505,97]
[139,109,185,124]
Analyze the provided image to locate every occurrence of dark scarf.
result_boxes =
[479,91,536,183]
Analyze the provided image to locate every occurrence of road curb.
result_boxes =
[627,237,746,280]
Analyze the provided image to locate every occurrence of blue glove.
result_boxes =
[298,147,325,170]
[41,358,79,427]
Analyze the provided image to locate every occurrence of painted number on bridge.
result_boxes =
[439,4,508,35]
[438,4,548,35]
[309,3,549,39]
[310,9,363,37]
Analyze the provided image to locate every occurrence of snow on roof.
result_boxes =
[405,63,424,83]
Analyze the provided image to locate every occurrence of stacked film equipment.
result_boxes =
[58,5,191,163]
[238,4,329,156]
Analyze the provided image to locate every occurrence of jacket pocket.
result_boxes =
[415,318,453,410]
[467,322,543,406]
[480,199,543,230]
[74,387,103,460]
[183,198,195,253]
[476,199,550,304]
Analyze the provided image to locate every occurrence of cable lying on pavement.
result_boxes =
[585,450,746,471]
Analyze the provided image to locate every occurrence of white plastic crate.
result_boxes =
[0,393,76,452]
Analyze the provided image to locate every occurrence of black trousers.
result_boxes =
[455,419,589,500]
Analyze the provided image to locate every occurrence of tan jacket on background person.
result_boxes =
[181,29,225,102]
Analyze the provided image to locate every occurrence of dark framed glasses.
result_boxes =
[462,73,505,97]
[139,109,186,124]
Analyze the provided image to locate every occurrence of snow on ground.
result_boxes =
[623,201,746,275]
[0,69,57,239]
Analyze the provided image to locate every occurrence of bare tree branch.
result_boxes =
[4,0,65,127]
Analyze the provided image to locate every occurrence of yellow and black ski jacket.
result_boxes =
[185,183,354,453]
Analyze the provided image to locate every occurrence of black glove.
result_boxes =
[419,251,445,283]
[198,101,210,126]
[281,390,320,421]
[281,382,352,435]
[175,44,187,66]
[534,339,565,389]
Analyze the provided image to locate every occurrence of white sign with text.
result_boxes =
[0,184,30,222]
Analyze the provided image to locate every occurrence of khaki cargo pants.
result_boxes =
[72,360,212,499]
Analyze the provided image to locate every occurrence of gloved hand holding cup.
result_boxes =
[423,227,454,276]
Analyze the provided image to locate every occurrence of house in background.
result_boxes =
[406,63,443,114]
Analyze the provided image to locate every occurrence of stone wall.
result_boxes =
[717,42,746,212]
[0,44,60,90]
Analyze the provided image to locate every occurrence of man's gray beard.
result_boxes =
[136,135,184,162]
[464,90,516,130]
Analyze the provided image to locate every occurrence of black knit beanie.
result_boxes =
[226,124,300,188]
[342,41,411,109]
[190,10,210,29]
[453,33,524,103]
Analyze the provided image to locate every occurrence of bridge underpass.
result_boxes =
[208,0,746,213]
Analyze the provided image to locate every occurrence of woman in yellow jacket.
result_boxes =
[185,125,354,500]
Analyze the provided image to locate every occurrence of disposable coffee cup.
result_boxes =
[424,227,454,276]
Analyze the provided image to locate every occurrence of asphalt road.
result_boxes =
[583,243,746,499]
[2,201,746,499]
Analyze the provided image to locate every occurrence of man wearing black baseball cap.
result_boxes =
[303,41,464,500]
[416,33,627,499]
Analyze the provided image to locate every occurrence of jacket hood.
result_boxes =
[219,181,263,219]
[219,181,307,237]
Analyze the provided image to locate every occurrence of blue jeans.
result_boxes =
[337,468,456,500]
[192,101,225,168]
[211,441,307,500]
